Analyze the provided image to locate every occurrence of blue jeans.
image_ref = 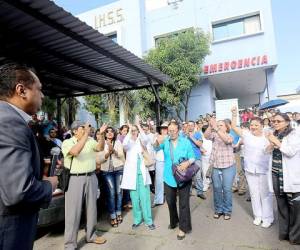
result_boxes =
[154,161,164,205]
[194,160,204,195]
[211,165,236,214]
[102,170,123,219]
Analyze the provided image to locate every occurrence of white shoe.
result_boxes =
[261,221,273,228]
[253,218,261,226]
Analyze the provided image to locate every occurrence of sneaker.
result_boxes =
[261,221,273,228]
[197,193,206,200]
[132,222,142,229]
[147,224,156,230]
[253,218,262,226]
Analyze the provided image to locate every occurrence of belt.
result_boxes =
[70,171,95,176]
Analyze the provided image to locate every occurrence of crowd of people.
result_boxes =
[1,63,300,250]
[27,106,300,247]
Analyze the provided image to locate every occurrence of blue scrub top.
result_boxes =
[188,132,202,160]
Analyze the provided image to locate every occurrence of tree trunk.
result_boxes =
[95,114,99,128]
[184,89,192,121]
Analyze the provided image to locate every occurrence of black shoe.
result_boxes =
[197,193,206,200]
[246,197,251,202]
[177,234,185,240]
[147,224,156,230]
[151,203,163,208]
[132,222,142,229]
[168,223,178,229]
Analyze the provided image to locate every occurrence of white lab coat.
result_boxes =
[268,129,300,193]
[120,133,152,190]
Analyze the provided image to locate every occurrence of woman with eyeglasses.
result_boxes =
[231,107,273,228]
[266,113,300,245]
[154,121,195,240]
[204,118,235,220]
[120,122,155,230]
[97,127,125,227]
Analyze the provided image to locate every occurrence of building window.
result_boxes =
[154,28,193,47]
[107,33,117,43]
[212,14,261,41]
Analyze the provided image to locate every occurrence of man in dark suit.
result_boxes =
[0,63,58,250]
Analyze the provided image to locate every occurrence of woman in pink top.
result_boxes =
[204,118,236,220]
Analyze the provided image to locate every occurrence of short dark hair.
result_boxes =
[0,63,36,99]
[250,117,263,125]
[120,124,129,132]
[168,121,180,130]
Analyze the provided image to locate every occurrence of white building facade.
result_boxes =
[77,0,300,120]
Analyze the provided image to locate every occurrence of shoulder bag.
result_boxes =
[169,140,200,184]
[57,157,73,193]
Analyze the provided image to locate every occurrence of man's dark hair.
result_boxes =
[0,63,35,99]
[168,121,180,130]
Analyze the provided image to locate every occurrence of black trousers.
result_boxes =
[272,174,300,244]
[0,213,38,250]
[164,181,192,233]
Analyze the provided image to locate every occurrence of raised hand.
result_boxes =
[135,115,141,126]
[156,134,165,145]
[99,123,108,135]
[84,123,91,135]
[231,106,238,115]
[209,118,217,130]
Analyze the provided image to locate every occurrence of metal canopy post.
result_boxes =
[147,77,161,127]
[56,97,62,130]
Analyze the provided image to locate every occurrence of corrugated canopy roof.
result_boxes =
[0,0,169,98]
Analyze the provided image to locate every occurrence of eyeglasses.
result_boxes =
[272,120,285,124]
[131,130,138,132]
[106,130,114,133]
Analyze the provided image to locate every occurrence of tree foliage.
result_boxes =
[84,95,106,127]
[139,28,210,121]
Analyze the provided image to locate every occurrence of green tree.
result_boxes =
[139,28,210,121]
[84,95,106,128]
[41,96,56,116]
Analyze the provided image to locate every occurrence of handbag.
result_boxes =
[169,140,200,184]
[57,157,73,193]
[139,139,155,167]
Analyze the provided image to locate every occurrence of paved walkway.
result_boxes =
[34,189,300,250]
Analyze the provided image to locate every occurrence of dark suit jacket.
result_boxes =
[0,101,52,216]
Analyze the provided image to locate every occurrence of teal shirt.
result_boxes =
[155,136,195,187]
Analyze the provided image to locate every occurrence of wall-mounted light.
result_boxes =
[167,0,183,9]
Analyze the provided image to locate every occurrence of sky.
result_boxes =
[53,0,117,15]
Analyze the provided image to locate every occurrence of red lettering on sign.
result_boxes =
[224,62,230,70]
[257,56,261,65]
[261,55,268,64]
[238,59,243,68]
[230,61,237,70]
[203,65,209,74]
[201,55,268,75]
[218,63,223,72]
[209,64,217,73]
[244,58,250,67]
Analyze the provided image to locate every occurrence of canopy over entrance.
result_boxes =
[0,0,169,99]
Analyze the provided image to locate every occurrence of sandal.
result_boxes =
[117,215,123,224]
[111,219,118,227]
[87,236,107,244]
[213,212,223,219]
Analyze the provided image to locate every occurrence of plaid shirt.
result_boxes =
[208,131,235,168]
